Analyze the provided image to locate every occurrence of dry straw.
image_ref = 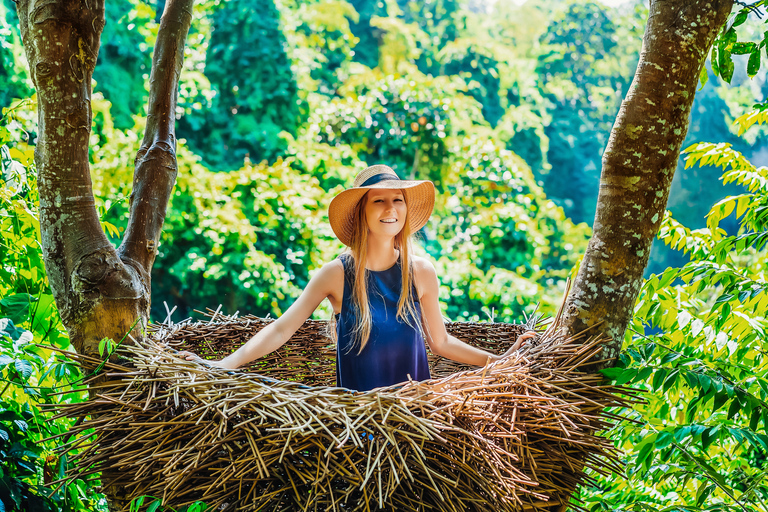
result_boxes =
[43,308,638,511]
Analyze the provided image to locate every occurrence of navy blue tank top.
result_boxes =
[335,254,431,391]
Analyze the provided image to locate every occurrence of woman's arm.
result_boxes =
[415,258,535,366]
[183,260,344,369]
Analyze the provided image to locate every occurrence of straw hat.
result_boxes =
[329,165,435,246]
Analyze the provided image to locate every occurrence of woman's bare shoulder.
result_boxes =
[411,255,437,274]
[410,255,438,297]
[315,258,345,282]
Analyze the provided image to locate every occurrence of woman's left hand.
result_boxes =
[497,330,537,360]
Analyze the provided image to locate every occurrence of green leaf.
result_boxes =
[748,49,761,77]
[131,496,145,512]
[697,374,712,394]
[636,435,656,466]
[702,426,719,451]
[0,318,27,342]
[637,366,653,383]
[600,367,623,381]
[696,481,713,507]
[682,370,698,388]
[698,64,709,90]
[661,352,681,365]
[727,397,741,420]
[690,454,726,487]
[655,431,674,450]
[653,368,668,391]
[13,359,33,380]
[731,42,757,55]
[147,500,162,512]
[732,10,749,27]
[662,369,679,393]
[0,294,36,324]
[711,45,721,77]
[57,453,67,480]
[713,392,728,413]
[615,368,637,385]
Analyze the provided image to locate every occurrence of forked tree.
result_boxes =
[13,0,734,507]
[14,0,195,358]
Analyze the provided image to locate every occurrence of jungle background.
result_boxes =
[1,0,767,510]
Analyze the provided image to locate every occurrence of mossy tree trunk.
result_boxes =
[14,0,194,358]
[561,0,734,368]
[14,1,194,505]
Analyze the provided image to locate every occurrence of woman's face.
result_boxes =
[364,189,407,239]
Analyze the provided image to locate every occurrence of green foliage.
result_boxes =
[579,124,768,510]
[439,39,504,127]
[151,154,340,320]
[0,3,32,110]
[345,0,388,69]
[280,0,359,98]
[0,105,106,511]
[429,135,589,321]
[92,0,156,130]
[710,5,767,84]
[535,0,642,224]
[177,0,307,170]
[128,495,207,512]
[396,0,460,74]
[308,70,473,183]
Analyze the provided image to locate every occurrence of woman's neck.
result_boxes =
[365,234,399,271]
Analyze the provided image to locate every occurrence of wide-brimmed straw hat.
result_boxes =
[329,165,435,246]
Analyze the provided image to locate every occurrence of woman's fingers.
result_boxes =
[177,350,206,362]
[177,351,198,361]
[510,331,537,351]
[495,331,539,361]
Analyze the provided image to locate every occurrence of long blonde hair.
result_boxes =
[341,192,422,354]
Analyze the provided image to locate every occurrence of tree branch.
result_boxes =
[119,0,196,272]
[561,0,735,367]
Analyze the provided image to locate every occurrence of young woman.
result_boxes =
[184,165,535,391]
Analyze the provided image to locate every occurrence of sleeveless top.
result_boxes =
[335,253,431,391]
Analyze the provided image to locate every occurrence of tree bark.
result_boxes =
[15,0,194,359]
[561,0,734,367]
[119,0,193,272]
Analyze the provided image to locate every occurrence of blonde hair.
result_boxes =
[338,191,422,354]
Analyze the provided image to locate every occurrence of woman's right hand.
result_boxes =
[176,351,232,369]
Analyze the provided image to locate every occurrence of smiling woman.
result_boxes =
[182,164,536,391]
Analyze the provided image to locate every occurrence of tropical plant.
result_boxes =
[580,115,768,510]
[0,102,106,512]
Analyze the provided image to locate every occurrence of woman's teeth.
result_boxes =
[381,219,397,223]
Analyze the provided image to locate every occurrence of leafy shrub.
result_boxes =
[580,117,768,510]
[0,103,106,512]
[177,0,307,170]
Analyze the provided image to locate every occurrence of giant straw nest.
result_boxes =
[45,306,636,512]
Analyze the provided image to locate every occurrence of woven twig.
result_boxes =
[43,312,637,512]
[155,309,543,385]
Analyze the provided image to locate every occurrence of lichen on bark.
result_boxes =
[561,0,734,368]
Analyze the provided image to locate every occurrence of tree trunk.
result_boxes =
[561,0,734,367]
[15,0,194,360]
[16,0,194,508]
